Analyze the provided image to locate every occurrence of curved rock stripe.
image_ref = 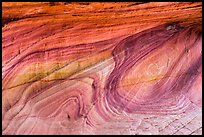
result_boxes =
[2,2,202,135]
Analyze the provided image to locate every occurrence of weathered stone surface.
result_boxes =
[2,2,202,135]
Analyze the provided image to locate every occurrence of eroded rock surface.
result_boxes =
[2,2,202,135]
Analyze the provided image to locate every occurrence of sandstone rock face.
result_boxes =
[2,2,202,135]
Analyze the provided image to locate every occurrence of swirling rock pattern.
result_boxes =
[2,2,202,135]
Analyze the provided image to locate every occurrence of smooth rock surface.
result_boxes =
[2,2,202,135]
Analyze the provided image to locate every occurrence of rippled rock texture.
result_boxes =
[2,2,202,135]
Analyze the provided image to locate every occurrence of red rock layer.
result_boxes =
[2,2,202,135]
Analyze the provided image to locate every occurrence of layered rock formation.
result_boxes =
[2,2,202,135]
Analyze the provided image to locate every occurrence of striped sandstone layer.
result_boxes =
[2,2,202,135]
